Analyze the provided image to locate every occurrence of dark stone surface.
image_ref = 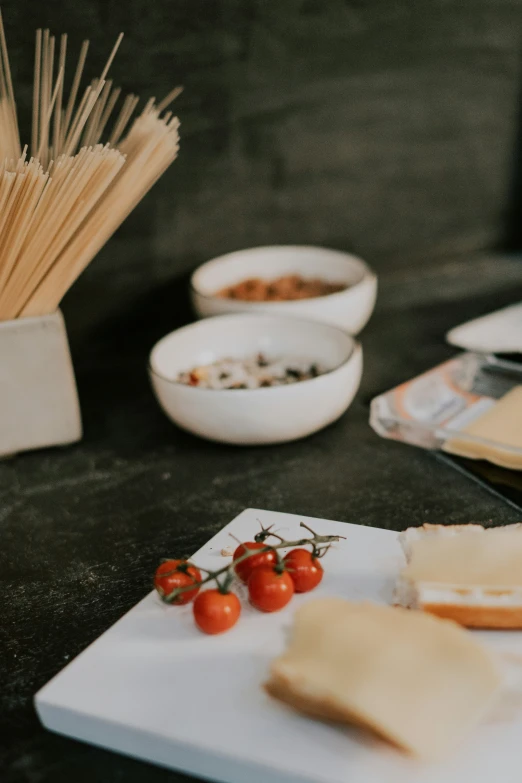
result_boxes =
[2,250,522,782]
[2,0,522,779]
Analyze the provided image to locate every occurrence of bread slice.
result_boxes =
[396,523,522,628]
[399,523,485,562]
[265,599,500,759]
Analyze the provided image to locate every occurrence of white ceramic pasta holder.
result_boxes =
[0,310,82,458]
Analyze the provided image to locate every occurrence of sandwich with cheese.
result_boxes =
[395,523,522,628]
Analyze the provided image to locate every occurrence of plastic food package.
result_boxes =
[370,352,522,469]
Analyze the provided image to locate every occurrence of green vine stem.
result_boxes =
[158,522,345,603]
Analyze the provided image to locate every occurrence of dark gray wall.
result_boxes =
[2,1,522,302]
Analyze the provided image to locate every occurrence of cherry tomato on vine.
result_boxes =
[154,559,202,605]
[193,589,241,634]
[248,565,294,612]
[233,541,277,584]
[283,548,324,593]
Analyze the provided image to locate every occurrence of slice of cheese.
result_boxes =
[265,599,500,759]
[443,386,522,469]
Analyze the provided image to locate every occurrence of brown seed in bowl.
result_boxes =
[216,275,346,302]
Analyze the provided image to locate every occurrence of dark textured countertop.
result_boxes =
[3,251,522,783]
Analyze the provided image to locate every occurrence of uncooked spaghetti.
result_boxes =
[0,12,180,321]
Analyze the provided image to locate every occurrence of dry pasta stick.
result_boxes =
[156,85,183,113]
[81,79,112,147]
[0,164,49,294]
[61,39,89,149]
[0,11,20,161]
[22,161,173,313]
[92,84,121,144]
[59,33,122,159]
[0,17,181,321]
[108,93,139,146]
[0,148,125,318]
[52,34,67,156]
[0,9,20,159]
[21,113,179,316]
[31,29,42,157]
[18,152,125,310]
[36,66,64,164]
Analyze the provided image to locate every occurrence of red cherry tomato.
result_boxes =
[248,565,295,612]
[233,542,277,583]
[193,589,241,634]
[154,559,202,605]
[283,548,324,593]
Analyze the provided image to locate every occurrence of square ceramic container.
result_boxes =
[0,310,82,457]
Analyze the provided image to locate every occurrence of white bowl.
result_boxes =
[149,314,362,445]
[190,245,377,335]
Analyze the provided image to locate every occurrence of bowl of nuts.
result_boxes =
[190,245,377,335]
[149,313,362,445]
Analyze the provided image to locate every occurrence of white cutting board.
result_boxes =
[35,509,522,783]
